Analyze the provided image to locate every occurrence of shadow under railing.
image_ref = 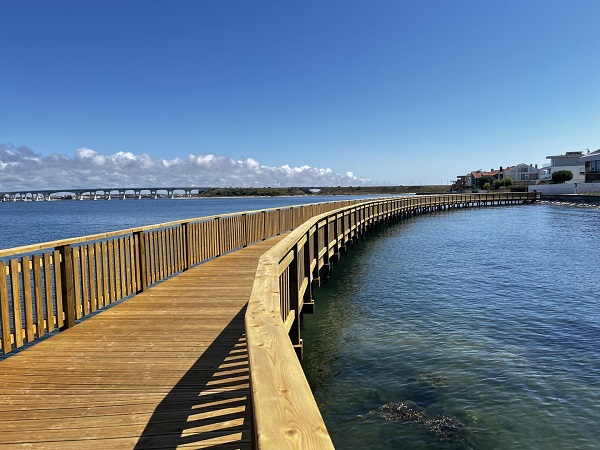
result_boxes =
[135,306,252,450]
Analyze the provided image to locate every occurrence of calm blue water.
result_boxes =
[301,204,600,449]
[0,196,370,250]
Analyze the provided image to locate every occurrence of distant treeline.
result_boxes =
[199,185,450,197]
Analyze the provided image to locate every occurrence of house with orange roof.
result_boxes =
[465,169,501,189]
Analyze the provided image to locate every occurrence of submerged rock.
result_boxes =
[374,401,466,443]
[425,414,465,443]
[418,374,450,388]
[379,401,426,422]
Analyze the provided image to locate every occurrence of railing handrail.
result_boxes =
[0,197,375,355]
[245,192,538,449]
[0,200,358,257]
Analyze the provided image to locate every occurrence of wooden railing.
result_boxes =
[0,192,539,446]
[0,198,370,355]
[245,191,538,449]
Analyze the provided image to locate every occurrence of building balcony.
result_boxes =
[584,172,600,183]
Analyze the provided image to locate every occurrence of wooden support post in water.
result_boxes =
[57,244,76,330]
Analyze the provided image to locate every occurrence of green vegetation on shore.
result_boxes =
[200,187,307,197]
[199,185,450,197]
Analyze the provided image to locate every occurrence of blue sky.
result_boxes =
[1,0,599,188]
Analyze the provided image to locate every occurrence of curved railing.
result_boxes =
[245,192,538,449]
[0,192,539,445]
[0,198,368,355]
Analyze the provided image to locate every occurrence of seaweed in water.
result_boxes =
[375,401,466,443]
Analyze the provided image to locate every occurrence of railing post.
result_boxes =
[182,222,190,271]
[242,214,248,248]
[216,217,222,256]
[323,216,331,277]
[289,248,303,359]
[312,223,321,289]
[135,230,148,293]
[303,229,314,313]
[278,208,282,234]
[57,244,76,330]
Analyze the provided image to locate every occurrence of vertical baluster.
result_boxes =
[101,242,109,307]
[0,262,12,353]
[9,259,24,348]
[81,246,90,316]
[119,238,126,298]
[72,247,83,320]
[53,249,65,329]
[42,253,54,331]
[32,255,44,337]
[94,242,103,309]
[21,257,35,342]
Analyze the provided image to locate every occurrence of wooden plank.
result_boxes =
[127,235,135,294]
[32,254,44,337]
[9,259,24,348]
[147,232,154,285]
[53,249,64,329]
[73,247,83,320]
[21,256,35,342]
[278,250,295,276]
[168,227,175,275]
[42,253,54,332]
[122,236,131,296]
[159,229,165,280]
[108,240,116,303]
[81,246,90,316]
[175,226,182,273]
[0,261,12,353]
[101,241,109,307]
[94,242,103,310]
[170,227,176,274]
[151,230,158,283]
[119,238,126,298]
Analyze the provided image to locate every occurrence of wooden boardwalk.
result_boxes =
[0,235,284,449]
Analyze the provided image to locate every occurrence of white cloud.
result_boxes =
[0,144,371,191]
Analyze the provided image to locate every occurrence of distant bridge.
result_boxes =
[0,187,211,201]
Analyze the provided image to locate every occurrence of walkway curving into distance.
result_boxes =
[0,234,285,449]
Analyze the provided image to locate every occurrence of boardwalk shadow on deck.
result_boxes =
[135,306,252,450]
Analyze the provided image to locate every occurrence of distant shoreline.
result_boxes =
[2,185,451,201]
[197,185,450,197]
[539,193,600,208]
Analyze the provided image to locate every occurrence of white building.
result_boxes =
[501,163,541,185]
[540,151,585,183]
[581,149,600,183]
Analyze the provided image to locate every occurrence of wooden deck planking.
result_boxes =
[0,236,285,449]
